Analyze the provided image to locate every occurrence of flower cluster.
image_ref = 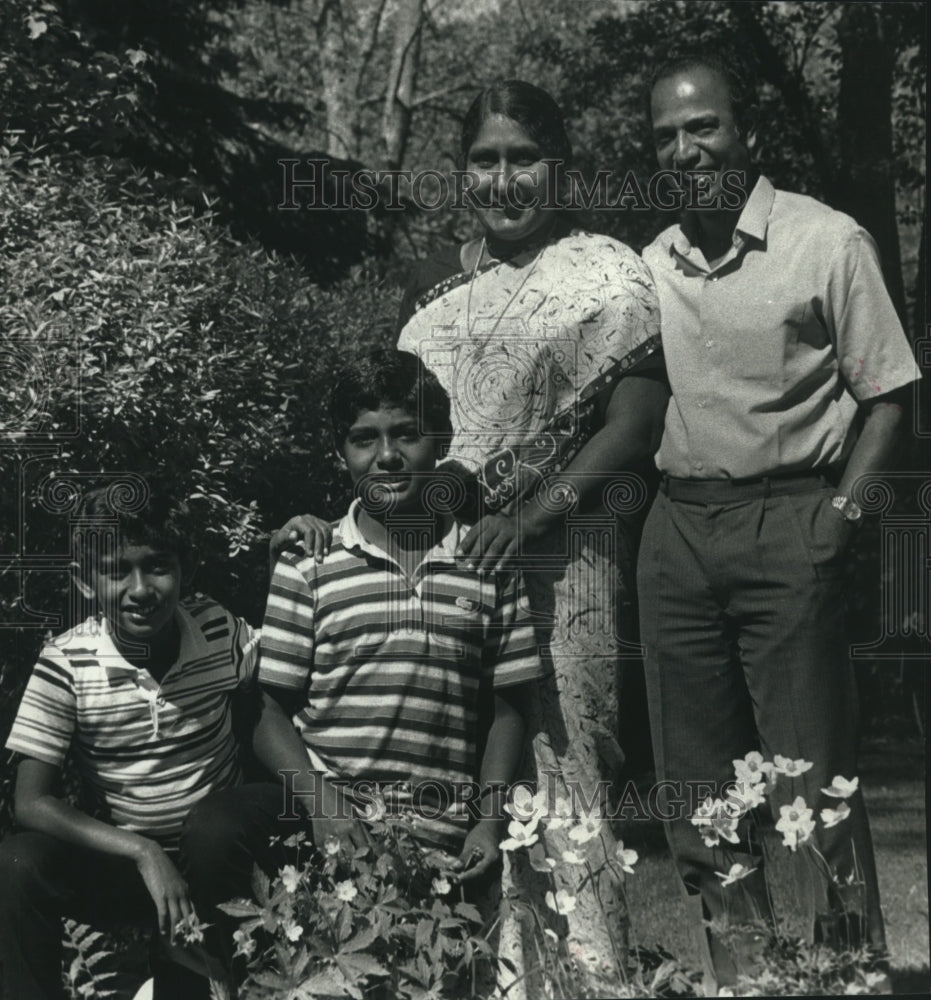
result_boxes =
[498,786,638,926]
[218,816,494,1000]
[690,752,861,857]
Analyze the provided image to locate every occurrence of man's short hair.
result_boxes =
[328,350,453,446]
[649,45,759,137]
[73,479,194,570]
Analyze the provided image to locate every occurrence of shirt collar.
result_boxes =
[667,175,775,258]
[97,604,195,683]
[338,499,463,568]
[734,175,774,244]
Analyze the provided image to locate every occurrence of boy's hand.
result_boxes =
[309,777,372,853]
[134,839,195,939]
[452,823,501,882]
[270,515,333,565]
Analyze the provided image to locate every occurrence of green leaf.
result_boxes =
[336,902,354,944]
[298,966,352,998]
[336,952,389,978]
[453,902,483,924]
[217,900,263,918]
[414,918,434,950]
[341,923,382,954]
[252,971,294,989]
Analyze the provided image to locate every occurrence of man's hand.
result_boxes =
[270,514,333,565]
[134,839,194,939]
[309,778,372,853]
[452,823,501,882]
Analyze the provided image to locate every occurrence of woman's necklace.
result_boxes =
[464,236,546,357]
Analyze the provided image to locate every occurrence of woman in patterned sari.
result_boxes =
[395,81,667,996]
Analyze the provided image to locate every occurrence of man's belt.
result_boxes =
[659,470,836,503]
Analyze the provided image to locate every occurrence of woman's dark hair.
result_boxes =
[649,46,759,137]
[328,350,453,445]
[459,79,573,167]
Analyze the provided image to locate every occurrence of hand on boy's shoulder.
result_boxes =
[270,513,337,566]
[273,526,345,574]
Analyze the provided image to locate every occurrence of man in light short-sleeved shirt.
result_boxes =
[637,48,920,993]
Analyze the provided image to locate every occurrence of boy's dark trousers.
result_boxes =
[0,783,291,1000]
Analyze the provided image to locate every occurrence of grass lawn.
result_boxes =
[618,735,929,995]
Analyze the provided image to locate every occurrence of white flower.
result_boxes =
[568,814,601,845]
[772,754,813,777]
[283,919,304,942]
[691,797,739,846]
[280,864,301,894]
[499,818,539,852]
[715,862,757,887]
[432,877,452,896]
[283,830,307,848]
[561,849,586,865]
[545,889,577,914]
[233,928,256,959]
[821,775,859,799]
[726,780,767,816]
[820,801,851,829]
[335,880,358,902]
[543,928,560,948]
[710,799,740,843]
[174,911,207,944]
[361,791,387,822]
[733,751,773,787]
[699,825,721,848]
[323,836,341,856]
[775,795,816,851]
[690,796,717,828]
[545,796,575,831]
[615,841,638,874]
[505,786,547,830]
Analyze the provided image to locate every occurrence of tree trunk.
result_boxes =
[835,3,906,322]
[381,0,423,170]
[314,0,360,159]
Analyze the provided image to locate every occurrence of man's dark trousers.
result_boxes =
[637,477,885,988]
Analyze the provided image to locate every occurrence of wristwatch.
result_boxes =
[831,495,863,523]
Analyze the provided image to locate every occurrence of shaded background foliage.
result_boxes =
[0,0,926,830]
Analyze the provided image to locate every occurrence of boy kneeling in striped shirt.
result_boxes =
[0,483,262,1000]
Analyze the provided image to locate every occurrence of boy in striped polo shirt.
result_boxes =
[252,350,545,881]
[0,485,260,1000]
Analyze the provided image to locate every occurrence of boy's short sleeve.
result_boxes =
[484,569,545,688]
[258,552,316,692]
[5,645,77,768]
[232,616,261,688]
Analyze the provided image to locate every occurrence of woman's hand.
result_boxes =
[456,513,522,573]
[270,514,332,565]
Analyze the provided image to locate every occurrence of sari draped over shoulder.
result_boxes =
[398,231,661,511]
[398,230,662,998]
